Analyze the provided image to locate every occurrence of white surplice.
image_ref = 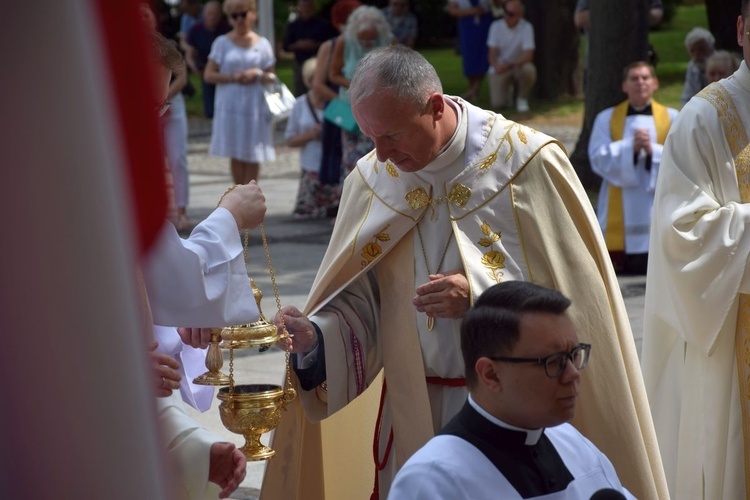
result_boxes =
[642,62,750,500]
[389,397,635,500]
[156,391,223,500]
[143,209,260,498]
[153,325,214,412]
[589,105,678,254]
[143,208,259,327]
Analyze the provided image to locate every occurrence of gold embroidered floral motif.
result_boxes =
[360,225,391,268]
[477,153,497,171]
[386,161,399,178]
[517,127,528,144]
[447,184,471,207]
[477,220,505,282]
[496,123,536,164]
[406,188,430,210]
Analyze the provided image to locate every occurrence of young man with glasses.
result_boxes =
[643,1,750,497]
[389,281,634,499]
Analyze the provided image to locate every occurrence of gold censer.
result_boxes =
[194,186,296,461]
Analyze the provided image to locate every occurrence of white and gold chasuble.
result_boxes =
[643,61,750,500]
[263,98,668,500]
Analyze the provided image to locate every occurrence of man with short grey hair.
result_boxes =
[681,26,715,104]
[263,45,667,500]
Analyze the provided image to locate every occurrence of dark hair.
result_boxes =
[461,281,571,388]
[743,0,750,19]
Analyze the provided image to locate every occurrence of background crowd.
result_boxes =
[153,0,739,232]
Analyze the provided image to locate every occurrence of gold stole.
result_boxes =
[605,100,670,251]
[698,83,750,496]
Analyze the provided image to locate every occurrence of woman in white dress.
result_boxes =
[204,0,276,184]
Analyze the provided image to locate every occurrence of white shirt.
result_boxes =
[284,93,324,172]
[487,18,535,68]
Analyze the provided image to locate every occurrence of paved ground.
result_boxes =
[178,117,646,499]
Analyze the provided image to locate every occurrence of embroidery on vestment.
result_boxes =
[360,224,391,269]
[448,183,471,207]
[495,122,534,164]
[406,187,430,210]
[477,220,506,282]
[385,161,399,178]
[698,85,750,201]
[699,82,750,485]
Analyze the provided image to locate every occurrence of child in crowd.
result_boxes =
[285,58,338,219]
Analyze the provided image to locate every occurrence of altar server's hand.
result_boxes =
[209,442,247,498]
[413,269,471,320]
[634,129,652,155]
[274,306,318,354]
[149,342,182,397]
[177,327,212,349]
[219,181,267,229]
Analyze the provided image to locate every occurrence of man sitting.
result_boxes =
[389,281,634,499]
[486,0,536,112]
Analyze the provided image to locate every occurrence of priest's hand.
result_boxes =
[149,342,182,397]
[412,269,471,320]
[219,181,267,230]
[274,305,318,354]
[634,129,652,155]
[177,327,212,349]
[208,442,247,499]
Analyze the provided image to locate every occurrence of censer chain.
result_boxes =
[259,223,293,390]
[217,185,294,391]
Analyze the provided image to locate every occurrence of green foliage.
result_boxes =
[650,4,709,85]
[273,0,294,43]
[184,3,708,118]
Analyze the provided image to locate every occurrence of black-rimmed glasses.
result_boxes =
[488,343,591,378]
[230,11,249,20]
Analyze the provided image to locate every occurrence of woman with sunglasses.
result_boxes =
[204,0,276,184]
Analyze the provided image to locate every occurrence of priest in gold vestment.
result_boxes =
[642,5,750,498]
[263,45,667,499]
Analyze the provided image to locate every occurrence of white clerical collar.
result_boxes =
[630,101,651,112]
[416,97,466,180]
[735,60,750,93]
[468,394,544,445]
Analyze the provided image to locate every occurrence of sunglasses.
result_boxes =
[230,11,249,20]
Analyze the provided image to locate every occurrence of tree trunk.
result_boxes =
[570,0,649,191]
[706,0,742,52]
[525,0,580,99]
